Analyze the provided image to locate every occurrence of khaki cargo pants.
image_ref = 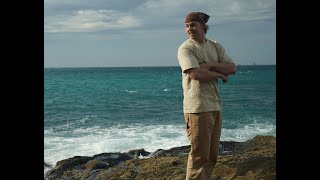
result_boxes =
[184,111,222,180]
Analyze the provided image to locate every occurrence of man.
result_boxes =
[177,12,236,180]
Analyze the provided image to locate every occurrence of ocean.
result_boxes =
[44,65,276,168]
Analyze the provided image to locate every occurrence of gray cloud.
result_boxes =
[44,0,147,13]
[44,0,275,33]
[45,10,140,32]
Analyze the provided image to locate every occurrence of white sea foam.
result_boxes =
[44,122,276,167]
[44,124,189,166]
[221,122,276,142]
[122,90,138,93]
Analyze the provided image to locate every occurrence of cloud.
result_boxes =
[44,0,275,33]
[211,0,276,23]
[45,10,140,32]
[44,0,146,15]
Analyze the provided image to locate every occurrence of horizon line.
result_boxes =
[44,64,276,69]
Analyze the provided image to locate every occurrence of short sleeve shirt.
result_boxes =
[177,38,235,113]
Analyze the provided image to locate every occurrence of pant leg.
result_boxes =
[184,112,214,180]
[204,111,222,178]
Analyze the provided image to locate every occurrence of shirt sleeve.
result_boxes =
[177,46,200,73]
[215,42,235,64]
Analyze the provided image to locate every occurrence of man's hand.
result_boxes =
[221,74,228,83]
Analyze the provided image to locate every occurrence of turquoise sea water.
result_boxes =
[44,65,276,166]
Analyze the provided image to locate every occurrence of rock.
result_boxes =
[150,145,190,157]
[126,148,150,158]
[45,135,276,180]
[46,153,132,180]
[44,161,52,168]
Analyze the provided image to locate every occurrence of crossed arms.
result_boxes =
[185,62,236,83]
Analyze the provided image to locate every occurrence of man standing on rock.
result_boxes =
[177,12,236,179]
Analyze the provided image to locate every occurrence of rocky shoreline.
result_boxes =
[45,135,276,179]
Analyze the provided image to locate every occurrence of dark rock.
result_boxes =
[148,148,164,157]
[127,148,150,158]
[45,153,132,180]
[150,145,190,157]
[44,161,52,168]
[219,141,242,154]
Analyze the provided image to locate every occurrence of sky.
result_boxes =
[44,0,276,67]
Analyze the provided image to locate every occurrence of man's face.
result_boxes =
[185,21,204,40]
